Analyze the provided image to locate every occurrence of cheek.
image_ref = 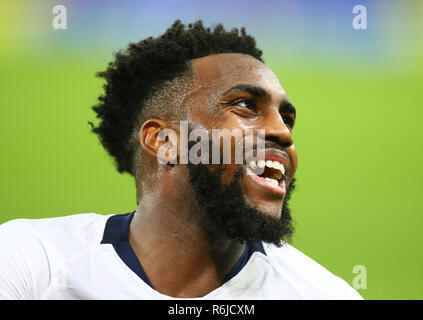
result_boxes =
[204,163,239,191]
[208,109,244,129]
[287,144,298,181]
[221,163,239,188]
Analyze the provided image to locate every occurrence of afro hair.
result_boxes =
[91,20,263,176]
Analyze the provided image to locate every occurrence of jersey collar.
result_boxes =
[101,212,266,289]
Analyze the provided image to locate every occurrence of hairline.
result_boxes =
[130,53,265,180]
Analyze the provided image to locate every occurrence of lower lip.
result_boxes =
[245,167,286,195]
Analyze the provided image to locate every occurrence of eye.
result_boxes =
[282,115,294,130]
[233,98,256,111]
[223,98,258,119]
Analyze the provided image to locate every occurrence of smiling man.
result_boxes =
[0,21,362,299]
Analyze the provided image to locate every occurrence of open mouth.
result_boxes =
[245,155,287,195]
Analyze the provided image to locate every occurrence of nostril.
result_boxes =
[280,138,293,148]
[267,126,293,147]
[264,135,292,149]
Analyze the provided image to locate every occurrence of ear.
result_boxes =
[140,119,179,164]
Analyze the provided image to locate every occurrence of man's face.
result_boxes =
[180,53,297,245]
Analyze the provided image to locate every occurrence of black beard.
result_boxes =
[188,163,296,247]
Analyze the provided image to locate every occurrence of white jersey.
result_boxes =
[0,212,362,300]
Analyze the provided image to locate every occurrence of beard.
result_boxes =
[188,163,296,247]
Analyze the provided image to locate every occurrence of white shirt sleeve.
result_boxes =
[0,220,51,300]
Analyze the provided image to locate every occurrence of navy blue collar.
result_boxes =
[101,212,266,289]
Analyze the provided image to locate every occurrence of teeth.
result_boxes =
[248,160,257,169]
[273,161,285,175]
[266,160,285,175]
[247,159,285,176]
[265,160,274,168]
[257,160,265,168]
[265,177,279,186]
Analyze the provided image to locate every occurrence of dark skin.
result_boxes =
[129,53,298,298]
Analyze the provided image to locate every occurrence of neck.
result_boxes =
[129,168,245,298]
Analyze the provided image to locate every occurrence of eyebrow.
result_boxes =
[221,84,270,100]
[221,83,296,116]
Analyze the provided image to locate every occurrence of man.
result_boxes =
[0,21,362,299]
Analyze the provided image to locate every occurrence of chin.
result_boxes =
[188,162,295,246]
[244,197,284,221]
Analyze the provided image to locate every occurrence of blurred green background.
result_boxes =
[0,0,422,299]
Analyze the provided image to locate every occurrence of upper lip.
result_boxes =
[244,148,290,177]
[263,148,288,168]
[245,148,288,167]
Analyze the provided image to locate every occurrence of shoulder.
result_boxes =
[1,213,111,249]
[262,242,363,300]
[0,213,111,299]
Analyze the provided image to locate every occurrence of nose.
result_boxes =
[262,108,293,148]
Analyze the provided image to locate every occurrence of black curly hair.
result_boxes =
[91,20,263,177]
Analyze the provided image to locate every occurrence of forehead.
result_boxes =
[190,53,285,97]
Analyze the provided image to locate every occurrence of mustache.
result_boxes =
[248,135,287,151]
